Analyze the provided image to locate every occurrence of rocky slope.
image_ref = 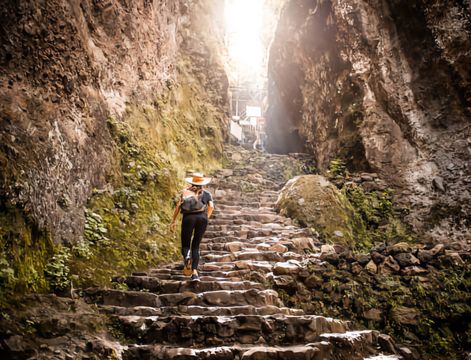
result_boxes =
[266,0,471,243]
[0,0,228,293]
[1,146,405,359]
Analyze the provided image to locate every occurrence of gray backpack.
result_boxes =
[180,190,206,214]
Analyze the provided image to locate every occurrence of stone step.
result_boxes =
[122,343,331,360]
[100,304,304,317]
[214,194,278,202]
[200,249,235,255]
[319,330,388,358]
[141,273,246,282]
[213,202,277,210]
[208,223,291,233]
[147,268,253,280]
[115,314,347,347]
[213,204,275,212]
[210,214,285,223]
[213,189,279,196]
[200,260,274,273]
[204,229,291,240]
[201,251,289,263]
[200,241,251,252]
[114,275,265,293]
[85,288,282,308]
[209,218,281,226]
[203,227,311,240]
[158,289,282,307]
[212,208,276,214]
[215,200,266,207]
[200,241,298,254]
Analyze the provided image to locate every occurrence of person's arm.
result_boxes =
[170,199,182,233]
[207,200,214,219]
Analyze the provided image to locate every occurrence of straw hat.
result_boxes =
[185,172,212,186]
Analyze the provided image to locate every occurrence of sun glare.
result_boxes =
[225,0,265,81]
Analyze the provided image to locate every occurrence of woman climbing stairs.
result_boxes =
[85,146,402,360]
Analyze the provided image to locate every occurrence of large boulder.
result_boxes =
[276,175,362,245]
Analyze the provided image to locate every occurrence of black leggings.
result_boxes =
[181,212,208,270]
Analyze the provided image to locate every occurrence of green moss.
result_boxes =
[0,57,225,297]
[277,175,367,248]
[299,259,470,358]
[327,158,348,178]
[44,247,71,292]
[0,206,54,302]
[67,59,224,288]
[342,183,414,250]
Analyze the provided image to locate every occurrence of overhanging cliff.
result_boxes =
[266,0,471,241]
[0,0,229,292]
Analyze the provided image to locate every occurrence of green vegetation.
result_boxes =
[325,158,414,251]
[327,158,348,178]
[290,258,470,358]
[67,60,224,288]
[277,158,415,252]
[0,58,224,298]
[342,183,414,251]
[0,208,54,303]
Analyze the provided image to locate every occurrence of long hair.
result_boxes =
[189,184,203,195]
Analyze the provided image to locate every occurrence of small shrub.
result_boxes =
[328,158,348,178]
[44,247,71,292]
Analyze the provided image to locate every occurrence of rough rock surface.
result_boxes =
[0,0,228,244]
[279,238,470,358]
[276,175,359,244]
[0,146,402,359]
[266,0,471,243]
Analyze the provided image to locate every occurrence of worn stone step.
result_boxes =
[213,189,279,196]
[209,219,283,228]
[319,330,388,358]
[211,214,285,223]
[208,223,291,233]
[85,288,281,308]
[213,188,278,196]
[216,203,275,210]
[203,226,309,239]
[213,204,275,212]
[204,229,287,239]
[200,249,234,256]
[200,241,253,252]
[142,273,246,282]
[211,211,276,219]
[148,268,253,280]
[113,275,264,293]
[157,289,282,307]
[100,304,304,317]
[116,314,347,347]
[202,251,287,263]
[201,237,288,250]
[201,253,237,262]
[215,200,264,207]
[122,343,331,360]
[200,260,274,273]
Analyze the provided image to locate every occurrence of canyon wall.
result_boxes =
[0,0,228,291]
[266,0,471,241]
[0,0,228,245]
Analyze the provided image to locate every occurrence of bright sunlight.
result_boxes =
[225,0,265,83]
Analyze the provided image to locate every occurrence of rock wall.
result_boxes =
[275,241,470,358]
[0,0,228,292]
[0,0,227,244]
[266,0,471,241]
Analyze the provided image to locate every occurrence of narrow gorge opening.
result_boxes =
[0,1,469,359]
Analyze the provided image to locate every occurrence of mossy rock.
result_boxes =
[276,175,362,245]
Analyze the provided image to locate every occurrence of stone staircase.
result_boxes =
[85,146,401,360]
